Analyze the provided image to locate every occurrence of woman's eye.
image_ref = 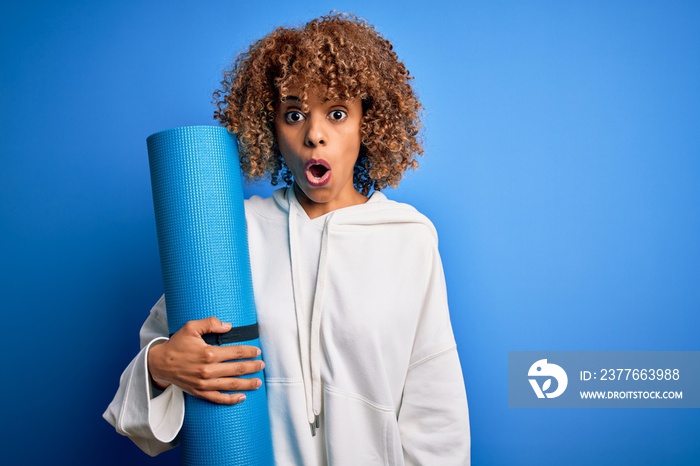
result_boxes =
[329,110,347,122]
[284,111,305,123]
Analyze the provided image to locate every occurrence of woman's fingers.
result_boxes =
[185,362,264,404]
[181,316,232,336]
[148,317,266,404]
[218,345,262,362]
[195,360,266,383]
[208,372,264,392]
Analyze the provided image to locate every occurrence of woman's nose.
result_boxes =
[304,117,326,147]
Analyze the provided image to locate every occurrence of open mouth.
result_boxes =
[309,164,328,178]
[305,159,331,186]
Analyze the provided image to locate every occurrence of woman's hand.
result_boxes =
[147,316,264,405]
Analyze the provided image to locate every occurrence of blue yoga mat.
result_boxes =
[147,126,274,466]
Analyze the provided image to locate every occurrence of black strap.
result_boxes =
[169,323,259,346]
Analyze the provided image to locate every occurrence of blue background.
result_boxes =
[2,1,698,464]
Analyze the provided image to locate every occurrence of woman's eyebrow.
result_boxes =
[282,95,301,103]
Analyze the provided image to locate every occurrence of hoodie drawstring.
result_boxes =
[287,190,333,436]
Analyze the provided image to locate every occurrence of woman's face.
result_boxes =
[274,88,367,218]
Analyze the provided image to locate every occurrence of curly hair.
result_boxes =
[213,12,423,195]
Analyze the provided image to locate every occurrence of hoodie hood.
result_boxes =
[273,187,437,236]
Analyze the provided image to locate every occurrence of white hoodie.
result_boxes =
[104,187,470,465]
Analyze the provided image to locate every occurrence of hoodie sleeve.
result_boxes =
[397,244,471,465]
[102,296,185,456]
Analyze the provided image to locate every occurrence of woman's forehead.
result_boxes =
[278,90,362,113]
[278,83,360,104]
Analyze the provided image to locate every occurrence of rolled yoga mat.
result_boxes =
[147,126,274,466]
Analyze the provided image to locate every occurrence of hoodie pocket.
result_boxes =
[323,385,404,466]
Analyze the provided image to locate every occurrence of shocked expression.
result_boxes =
[274,89,365,216]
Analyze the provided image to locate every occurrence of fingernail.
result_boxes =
[256,348,261,356]
[255,379,262,388]
[222,322,232,329]
[260,361,266,370]
[238,394,246,402]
